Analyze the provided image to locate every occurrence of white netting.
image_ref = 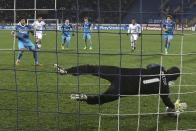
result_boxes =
[0,0,196,130]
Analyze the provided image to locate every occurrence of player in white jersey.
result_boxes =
[127,18,141,51]
[32,16,46,49]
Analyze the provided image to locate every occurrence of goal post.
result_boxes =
[27,19,60,31]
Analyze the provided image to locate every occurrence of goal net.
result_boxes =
[0,0,196,130]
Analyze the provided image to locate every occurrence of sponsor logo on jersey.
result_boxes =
[143,78,160,84]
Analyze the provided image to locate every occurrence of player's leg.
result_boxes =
[133,34,138,50]
[16,40,25,65]
[65,36,71,48]
[61,35,65,49]
[87,34,92,50]
[35,33,42,49]
[84,34,87,49]
[130,34,134,50]
[71,84,120,105]
[167,35,173,50]
[26,40,39,65]
[163,34,168,54]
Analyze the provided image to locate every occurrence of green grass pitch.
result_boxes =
[0,30,196,131]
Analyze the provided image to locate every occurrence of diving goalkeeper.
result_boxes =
[54,64,181,115]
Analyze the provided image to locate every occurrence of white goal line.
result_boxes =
[97,109,196,117]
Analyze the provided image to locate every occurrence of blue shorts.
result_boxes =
[163,34,173,42]
[62,35,71,43]
[83,33,91,40]
[18,39,35,50]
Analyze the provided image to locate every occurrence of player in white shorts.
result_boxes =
[32,16,46,49]
[127,18,141,51]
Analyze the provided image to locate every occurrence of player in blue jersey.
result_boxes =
[83,17,93,50]
[12,18,41,66]
[61,19,74,49]
[162,15,176,54]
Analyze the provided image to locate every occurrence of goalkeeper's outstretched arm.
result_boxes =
[160,95,175,109]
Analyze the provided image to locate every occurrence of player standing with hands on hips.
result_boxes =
[61,19,74,49]
[127,18,142,51]
[162,15,175,55]
[83,17,93,50]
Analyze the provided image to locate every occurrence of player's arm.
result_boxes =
[160,94,175,109]
[31,22,37,35]
[172,22,176,34]
[59,24,63,32]
[160,84,177,116]
[162,22,167,32]
[138,24,142,36]
[70,24,75,36]
[127,25,130,35]
[90,23,93,31]
[11,26,21,39]
[28,25,34,35]
[43,21,46,34]
[31,22,36,30]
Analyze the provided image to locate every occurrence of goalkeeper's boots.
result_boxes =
[15,59,20,65]
[53,64,67,75]
[84,46,87,50]
[70,94,87,101]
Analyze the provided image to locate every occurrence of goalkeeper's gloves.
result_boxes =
[165,99,187,117]
[53,64,67,75]
[174,99,187,112]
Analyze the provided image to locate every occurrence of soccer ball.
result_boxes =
[37,44,41,49]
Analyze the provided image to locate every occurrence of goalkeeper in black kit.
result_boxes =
[54,64,184,116]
